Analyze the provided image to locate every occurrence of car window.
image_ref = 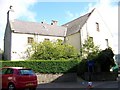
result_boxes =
[0,68,8,74]
[19,69,35,75]
[0,69,3,74]
[4,68,13,74]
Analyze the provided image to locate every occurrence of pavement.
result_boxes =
[36,74,120,90]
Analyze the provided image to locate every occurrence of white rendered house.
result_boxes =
[4,19,67,60]
[4,8,113,60]
[63,8,113,52]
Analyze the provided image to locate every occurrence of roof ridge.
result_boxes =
[13,19,40,24]
[13,19,64,27]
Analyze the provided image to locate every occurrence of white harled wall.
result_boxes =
[82,9,113,50]
[11,33,64,60]
[66,9,113,51]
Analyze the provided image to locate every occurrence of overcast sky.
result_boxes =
[0,0,118,54]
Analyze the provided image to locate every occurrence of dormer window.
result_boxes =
[96,22,99,32]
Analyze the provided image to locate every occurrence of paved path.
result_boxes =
[36,74,120,90]
[36,81,119,90]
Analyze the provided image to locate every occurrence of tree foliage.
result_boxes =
[81,36,101,60]
[93,48,115,72]
[27,39,79,60]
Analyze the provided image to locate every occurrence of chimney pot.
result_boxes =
[51,20,58,25]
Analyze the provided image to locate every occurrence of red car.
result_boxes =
[0,67,38,90]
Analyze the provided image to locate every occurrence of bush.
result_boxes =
[77,48,115,78]
[77,59,88,76]
[26,39,79,60]
[1,60,79,73]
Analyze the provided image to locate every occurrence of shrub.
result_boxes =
[26,39,79,60]
[77,59,88,76]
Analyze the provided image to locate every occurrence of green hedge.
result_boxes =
[0,60,79,73]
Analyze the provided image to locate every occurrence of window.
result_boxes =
[0,68,7,74]
[89,37,93,41]
[96,22,100,32]
[28,37,34,44]
[105,39,109,47]
[5,68,13,74]
[44,38,50,41]
[19,69,35,75]
[1,68,14,74]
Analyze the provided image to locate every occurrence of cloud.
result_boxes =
[0,0,38,50]
[10,0,38,21]
[65,11,80,21]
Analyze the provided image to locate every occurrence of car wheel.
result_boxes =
[8,83,16,90]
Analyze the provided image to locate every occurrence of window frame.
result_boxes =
[44,38,50,41]
[105,39,109,47]
[96,22,100,32]
[28,37,34,44]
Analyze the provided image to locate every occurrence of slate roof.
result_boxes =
[10,9,94,37]
[10,19,67,37]
[62,9,95,36]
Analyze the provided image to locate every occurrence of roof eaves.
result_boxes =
[12,31,65,37]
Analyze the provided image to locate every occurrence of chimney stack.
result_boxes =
[51,20,58,25]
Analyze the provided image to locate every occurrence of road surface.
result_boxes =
[36,74,120,90]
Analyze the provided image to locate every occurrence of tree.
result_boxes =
[26,39,79,60]
[81,36,101,60]
[94,48,115,72]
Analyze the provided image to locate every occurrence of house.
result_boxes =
[63,8,113,52]
[4,8,113,60]
[4,19,67,60]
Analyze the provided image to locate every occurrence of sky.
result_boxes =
[0,0,119,54]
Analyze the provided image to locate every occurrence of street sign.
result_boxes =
[87,60,94,67]
[87,60,94,72]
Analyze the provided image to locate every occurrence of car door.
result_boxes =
[2,68,14,89]
[1,68,8,88]
[0,68,3,90]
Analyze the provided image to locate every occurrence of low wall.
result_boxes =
[36,73,77,84]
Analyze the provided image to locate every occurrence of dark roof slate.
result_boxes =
[10,19,67,37]
[10,9,94,37]
[62,9,95,36]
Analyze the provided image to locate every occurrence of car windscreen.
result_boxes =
[19,69,35,75]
